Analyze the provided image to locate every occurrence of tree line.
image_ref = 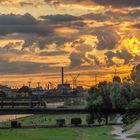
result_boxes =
[86,64,140,124]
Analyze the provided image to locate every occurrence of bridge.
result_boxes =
[0,95,87,115]
[0,95,87,108]
[0,108,127,115]
[0,96,136,115]
[0,107,89,115]
[1,95,87,100]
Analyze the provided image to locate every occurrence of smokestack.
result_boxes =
[61,67,64,85]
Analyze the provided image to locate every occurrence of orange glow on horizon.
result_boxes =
[0,65,133,89]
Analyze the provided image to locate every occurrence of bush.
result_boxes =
[86,114,94,125]
[11,121,21,128]
[56,119,65,127]
[71,118,82,126]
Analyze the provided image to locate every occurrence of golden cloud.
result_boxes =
[54,27,79,34]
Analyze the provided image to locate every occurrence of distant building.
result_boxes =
[0,91,6,97]
[31,87,46,95]
[0,85,12,95]
[75,86,83,91]
[9,86,32,97]
[57,84,71,90]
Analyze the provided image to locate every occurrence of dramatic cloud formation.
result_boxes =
[0,61,49,74]
[40,14,82,22]
[92,26,120,50]
[0,13,53,36]
[92,0,140,7]
[105,50,133,66]
[0,0,140,86]
[116,50,133,64]
[82,10,140,22]
[132,23,140,29]
[0,0,45,6]
[68,38,96,67]
[1,0,140,8]
[44,0,140,8]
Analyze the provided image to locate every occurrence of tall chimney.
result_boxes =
[61,67,64,85]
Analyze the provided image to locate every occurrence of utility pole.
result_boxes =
[114,64,117,76]
[47,83,50,90]
[95,75,97,85]
[48,82,54,89]
[61,67,64,85]
[90,73,98,86]
[70,73,80,89]
[37,82,40,88]
[115,68,117,76]
[28,81,31,88]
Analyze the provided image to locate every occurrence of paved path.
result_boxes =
[111,118,140,140]
[126,120,140,135]
[111,125,137,140]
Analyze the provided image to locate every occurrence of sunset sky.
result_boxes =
[0,0,140,88]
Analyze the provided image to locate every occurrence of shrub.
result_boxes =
[56,119,65,127]
[71,118,82,126]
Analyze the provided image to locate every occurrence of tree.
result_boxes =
[127,98,140,111]
[87,81,112,125]
[131,64,140,82]
[113,76,121,83]
[86,114,95,125]
[17,86,32,95]
[130,64,140,99]
[110,76,130,109]
[123,99,140,124]
[0,91,6,97]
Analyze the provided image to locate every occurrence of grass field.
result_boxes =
[0,115,118,140]
[130,134,140,139]
[0,127,115,140]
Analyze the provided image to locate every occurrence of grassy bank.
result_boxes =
[18,114,88,126]
[0,114,117,127]
[0,127,115,140]
[123,119,140,139]
[130,134,140,139]
[123,120,138,131]
[0,114,88,127]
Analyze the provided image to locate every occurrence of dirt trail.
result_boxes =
[76,129,87,140]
